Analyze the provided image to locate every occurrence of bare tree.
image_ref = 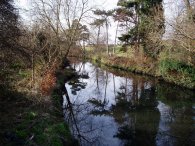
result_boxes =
[31,0,92,58]
[166,0,195,64]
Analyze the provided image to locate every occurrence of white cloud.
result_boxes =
[93,0,118,10]
[18,0,28,7]
[15,0,29,9]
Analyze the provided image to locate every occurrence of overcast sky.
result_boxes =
[16,0,118,10]
[15,0,182,42]
[15,0,119,43]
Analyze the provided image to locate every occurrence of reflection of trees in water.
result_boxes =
[88,98,110,116]
[86,65,161,145]
[114,109,160,146]
[62,63,101,145]
[94,67,107,97]
[87,73,160,146]
[91,66,111,107]
[156,83,195,146]
[104,71,109,99]
[63,63,111,145]
[110,78,160,146]
[63,60,195,146]
[68,78,87,95]
[168,107,194,146]
[67,63,89,95]
[87,69,111,116]
[63,86,104,146]
[112,78,157,110]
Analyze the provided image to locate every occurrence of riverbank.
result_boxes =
[0,59,77,146]
[88,53,195,90]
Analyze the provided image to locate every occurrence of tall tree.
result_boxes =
[140,0,165,58]
[113,7,134,53]
[0,0,21,52]
[93,9,114,55]
[90,19,105,51]
[69,20,89,55]
[117,0,140,51]
[80,25,89,55]
[117,0,165,58]
[0,0,23,85]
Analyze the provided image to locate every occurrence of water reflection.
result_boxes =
[62,59,195,146]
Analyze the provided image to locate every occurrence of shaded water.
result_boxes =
[63,59,195,146]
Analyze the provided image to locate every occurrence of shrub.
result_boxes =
[159,59,195,78]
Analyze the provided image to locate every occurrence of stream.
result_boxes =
[62,59,195,146]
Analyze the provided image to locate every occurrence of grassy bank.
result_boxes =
[88,50,195,90]
[0,59,77,146]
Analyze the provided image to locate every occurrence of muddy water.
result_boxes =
[63,59,195,146]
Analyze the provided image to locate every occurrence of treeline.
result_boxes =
[89,0,195,89]
[0,0,91,95]
[0,0,195,92]
[0,0,194,145]
[90,0,195,60]
[0,0,27,93]
[0,1,83,145]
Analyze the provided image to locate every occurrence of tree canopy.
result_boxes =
[0,0,20,50]
[117,0,165,57]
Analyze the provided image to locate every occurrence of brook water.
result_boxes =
[63,59,195,146]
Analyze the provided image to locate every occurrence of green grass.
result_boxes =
[15,110,71,146]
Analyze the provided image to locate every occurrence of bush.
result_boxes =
[159,59,195,88]
[160,59,195,77]
[10,62,24,69]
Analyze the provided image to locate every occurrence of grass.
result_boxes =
[0,59,77,146]
[0,84,74,146]
[14,108,72,146]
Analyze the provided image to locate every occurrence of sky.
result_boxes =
[15,0,119,43]
[15,0,182,42]
[15,0,118,20]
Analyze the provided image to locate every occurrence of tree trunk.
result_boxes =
[31,53,35,88]
[65,42,72,57]
[113,74,116,99]
[135,6,140,55]
[83,40,85,57]
[97,26,101,51]
[113,21,119,54]
[96,68,99,91]
[106,21,109,55]
[104,71,108,99]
